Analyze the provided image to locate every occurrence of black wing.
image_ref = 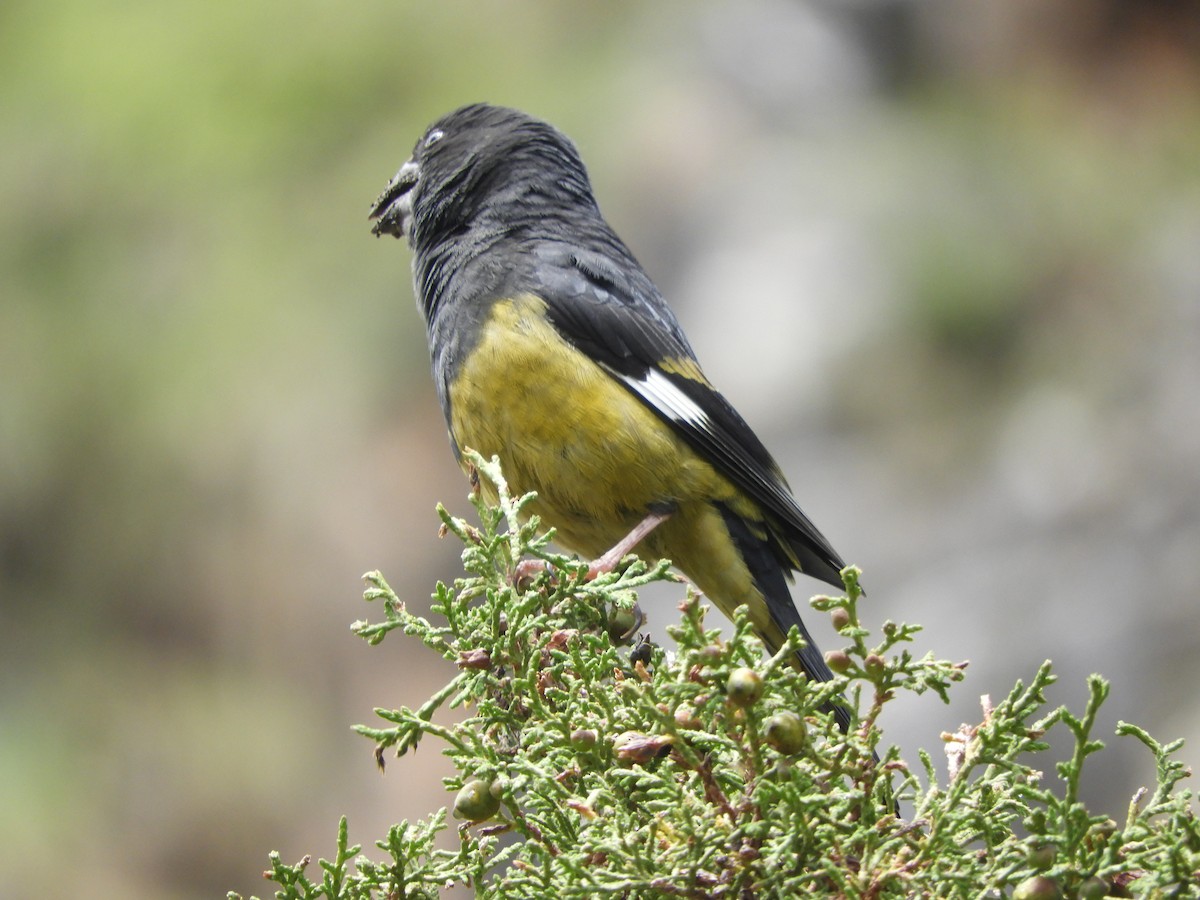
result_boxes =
[523,240,846,587]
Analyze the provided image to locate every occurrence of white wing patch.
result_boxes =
[619,368,713,433]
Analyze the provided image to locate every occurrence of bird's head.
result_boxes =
[369,103,596,252]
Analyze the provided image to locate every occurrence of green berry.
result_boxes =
[825,650,852,674]
[1013,875,1062,900]
[695,644,724,665]
[763,711,808,754]
[725,667,764,707]
[453,778,501,822]
[606,604,640,643]
[1027,842,1056,871]
[570,728,598,750]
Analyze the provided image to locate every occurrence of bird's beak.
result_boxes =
[369,159,420,240]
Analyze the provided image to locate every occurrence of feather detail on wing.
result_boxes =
[528,243,846,587]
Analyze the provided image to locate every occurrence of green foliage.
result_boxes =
[231,455,1199,899]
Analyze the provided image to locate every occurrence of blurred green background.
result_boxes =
[3,1,1199,896]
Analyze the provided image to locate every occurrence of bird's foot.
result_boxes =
[511,509,672,588]
[512,558,554,590]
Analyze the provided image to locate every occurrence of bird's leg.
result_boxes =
[589,509,671,640]
[511,509,672,585]
[586,509,671,579]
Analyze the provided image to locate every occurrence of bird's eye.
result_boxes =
[424,129,444,149]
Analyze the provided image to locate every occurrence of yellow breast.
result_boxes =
[447,294,772,636]
[449,296,704,550]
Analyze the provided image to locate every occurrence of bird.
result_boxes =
[370,103,857,734]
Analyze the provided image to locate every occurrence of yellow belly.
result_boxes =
[446,301,782,648]
[447,294,781,644]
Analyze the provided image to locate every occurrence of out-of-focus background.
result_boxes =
[3,1,1199,896]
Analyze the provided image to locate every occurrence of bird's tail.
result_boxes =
[717,506,854,736]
